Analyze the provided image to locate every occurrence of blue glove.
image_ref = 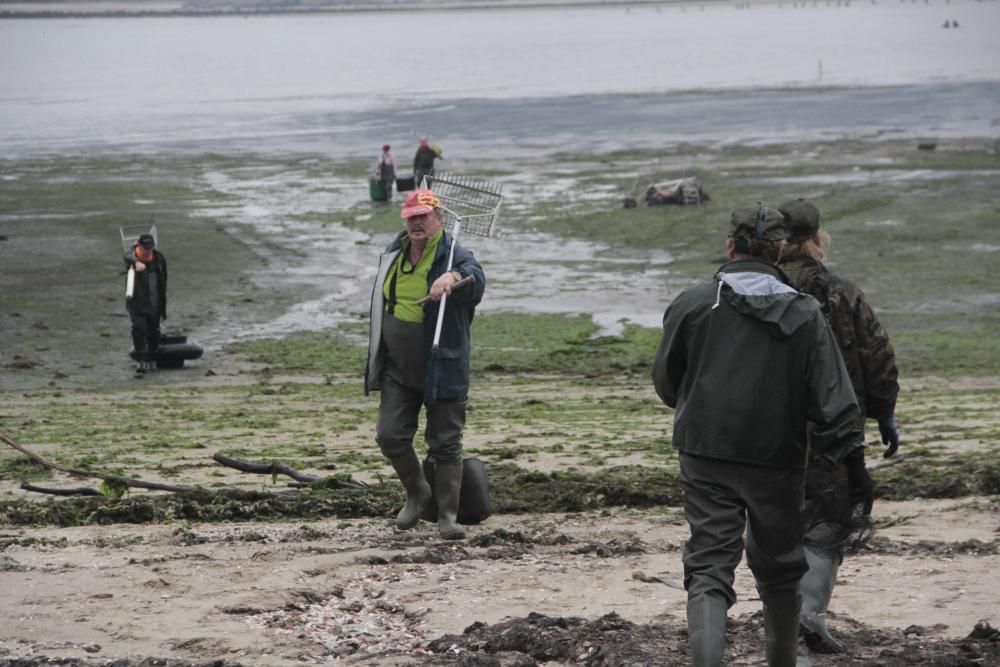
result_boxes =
[879,416,900,458]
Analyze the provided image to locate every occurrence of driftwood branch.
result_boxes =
[868,451,914,472]
[2,427,366,499]
[212,452,320,483]
[1,428,199,494]
[212,453,367,490]
[20,483,102,496]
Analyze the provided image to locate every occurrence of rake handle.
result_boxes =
[431,219,462,353]
[416,275,473,305]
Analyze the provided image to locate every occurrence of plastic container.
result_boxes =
[395,174,415,192]
[420,457,492,525]
[130,334,204,369]
[369,179,387,201]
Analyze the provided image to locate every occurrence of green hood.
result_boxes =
[714,262,814,339]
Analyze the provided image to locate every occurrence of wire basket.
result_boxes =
[120,224,158,253]
[426,172,502,238]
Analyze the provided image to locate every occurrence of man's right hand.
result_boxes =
[135,261,147,272]
[845,448,874,515]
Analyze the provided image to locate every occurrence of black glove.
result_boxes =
[844,447,874,515]
[878,416,900,458]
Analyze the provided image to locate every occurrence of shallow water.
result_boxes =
[3,2,999,354]
[1,1,999,157]
[188,171,677,345]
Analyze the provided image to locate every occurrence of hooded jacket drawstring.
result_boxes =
[712,277,724,310]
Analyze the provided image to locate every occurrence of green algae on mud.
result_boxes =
[2,450,995,527]
[1,140,999,530]
[0,463,683,527]
[228,312,659,377]
[876,452,1000,501]
[522,139,1000,377]
[0,154,279,390]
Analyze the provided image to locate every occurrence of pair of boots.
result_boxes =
[687,593,811,666]
[134,356,155,374]
[388,450,465,540]
[799,548,845,653]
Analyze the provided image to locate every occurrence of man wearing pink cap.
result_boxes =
[364,188,485,540]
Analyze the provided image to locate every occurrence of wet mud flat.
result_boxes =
[0,372,997,666]
[3,135,999,389]
[0,506,998,666]
[1,137,999,665]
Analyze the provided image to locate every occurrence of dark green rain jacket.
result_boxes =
[652,261,862,469]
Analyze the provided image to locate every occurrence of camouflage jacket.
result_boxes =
[780,257,899,422]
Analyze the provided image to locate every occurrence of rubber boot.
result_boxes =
[686,593,728,667]
[387,449,432,530]
[764,596,810,667]
[435,461,466,540]
[799,548,844,653]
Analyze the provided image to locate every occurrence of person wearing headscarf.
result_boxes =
[777,198,900,653]
[374,144,397,201]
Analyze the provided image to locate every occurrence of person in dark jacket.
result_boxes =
[365,188,485,540]
[375,144,396,201]
[652,203,863,667]
[777,198,900,653]
[413,138,440,188]
[124,233,167,375]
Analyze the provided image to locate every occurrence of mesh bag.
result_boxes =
[802,454,875,562]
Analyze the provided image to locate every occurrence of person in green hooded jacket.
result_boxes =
[652,202,863,667]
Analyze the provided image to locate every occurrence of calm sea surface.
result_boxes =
[2,1,999,157]
[3,2,1000,366]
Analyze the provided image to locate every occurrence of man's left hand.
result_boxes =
[879,416,900,458]
[427,272,461,302]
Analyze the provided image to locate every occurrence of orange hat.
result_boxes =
[401,189,440,219]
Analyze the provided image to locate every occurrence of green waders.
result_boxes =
[387,448,432,530]
[687,593,728,666]
[799,547,844,653]
[434,460,465,540]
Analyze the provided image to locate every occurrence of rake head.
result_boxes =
[120,223,158,253]
[425,172,502,238]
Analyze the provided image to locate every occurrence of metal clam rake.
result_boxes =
[421,171,503,354]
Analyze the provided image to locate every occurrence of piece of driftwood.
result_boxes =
[0,428,198,495]
[212,453,367,490]
[1,428,366,497]
[631,570,684,590]
[20,483,103,496]
[212,452,320,483]
[868,451,913,472]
